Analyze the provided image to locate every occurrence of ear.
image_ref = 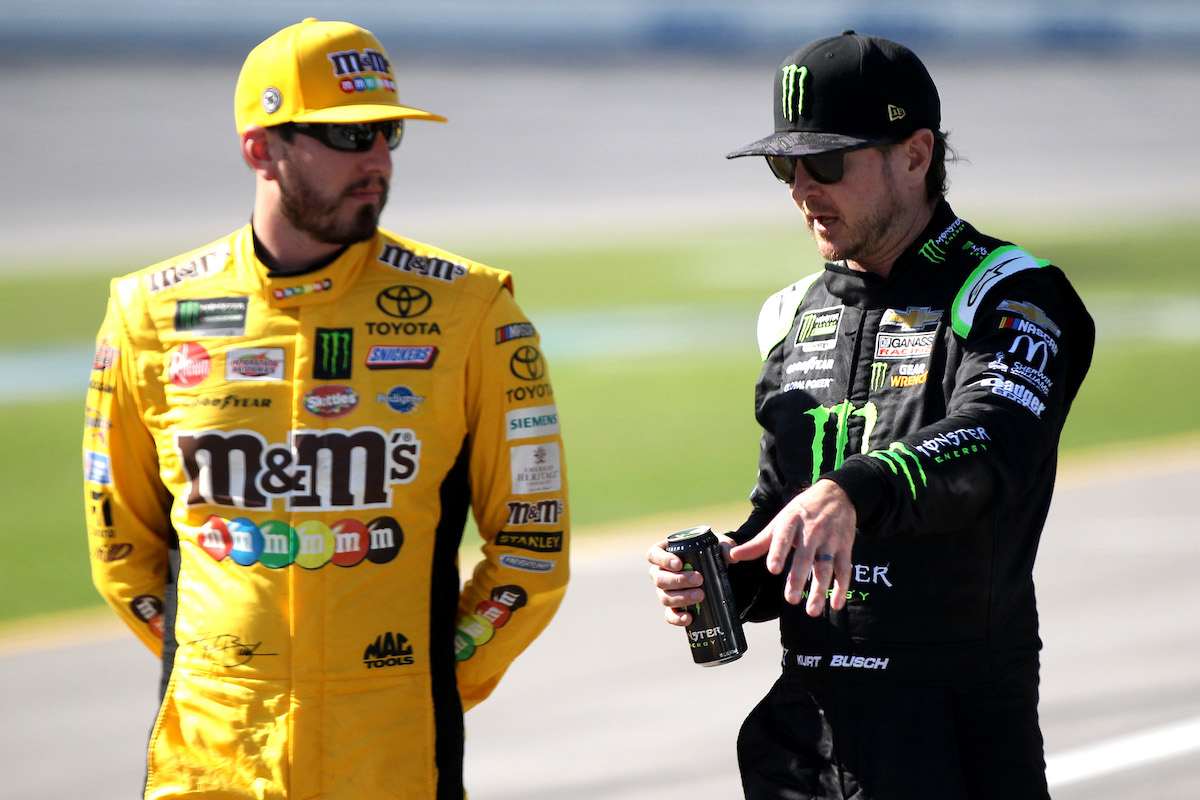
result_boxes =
[899,129,935,188]
[241,126,280,180]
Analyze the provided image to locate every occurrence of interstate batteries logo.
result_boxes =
[226,348,285,382]
[197,514,403,569]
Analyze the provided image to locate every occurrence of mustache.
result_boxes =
[343,176,389,198]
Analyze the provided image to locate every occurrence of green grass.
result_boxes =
[2,219,1197,625]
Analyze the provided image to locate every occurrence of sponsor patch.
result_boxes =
[496,529,564,552]
[509,345,546,381]
[174,297,248,337]
[84,450,112,485]
[363,631,415,669]
[273,278,331,301]
[505,404,559,440]
[496,322,536,344]
[510,443,562,495]
[795,306,842,352]
[145,245,229,295]
[303,385,359,419]
[314,328,354,380]
[874,332,936,360]
[881,307,942,332]
[168,342,212,388]
[376,285,432,318]
[226,348,285,382]
[499,554,556,572]
[454,585,529,663]
[504,499,564,526]
[365,345,438,370]
[997,300,1061,337]
[376,386,425,414]
[377,244,467,283]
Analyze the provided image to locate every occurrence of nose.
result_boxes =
[790,165,822,205]
[361,130,392,172]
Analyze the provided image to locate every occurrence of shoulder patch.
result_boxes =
[143,243,231,296]
[757,272,822,361]
[950,246,1049,339]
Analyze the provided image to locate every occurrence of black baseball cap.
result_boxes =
[727,30,940,159]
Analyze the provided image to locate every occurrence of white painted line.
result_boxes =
[1046,716,1200,787]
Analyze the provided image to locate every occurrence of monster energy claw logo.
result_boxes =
[804,400,878,486]
[781,64,808,122]
[315,328,353,380]
[870,362,889,392]
[919,240,948,264]
[867,442,928,499]
[178,300,200,329]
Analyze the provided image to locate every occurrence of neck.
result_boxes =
[251,208,345,275]
[846,196,938,279]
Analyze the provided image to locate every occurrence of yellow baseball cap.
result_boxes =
[235,18,447,133]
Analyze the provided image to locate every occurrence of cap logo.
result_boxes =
[781,64,808,122]
[888,104,906,122]
[327,49,396,95]
[328,48,391,78]
[261,87,282,115]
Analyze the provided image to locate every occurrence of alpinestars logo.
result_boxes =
[781,64,808,122]
[363,631,414,669]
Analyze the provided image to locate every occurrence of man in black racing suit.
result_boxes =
[647,31,1094,800]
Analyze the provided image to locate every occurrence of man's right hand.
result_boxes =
[645,533,736,627]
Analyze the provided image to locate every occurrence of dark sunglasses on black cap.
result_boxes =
[765,140,889,185]
[281,120,404,153]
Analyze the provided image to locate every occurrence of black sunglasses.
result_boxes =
[765,140,886,185]
[282,120,404,153]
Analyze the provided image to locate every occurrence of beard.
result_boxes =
[277,159,388,246]
[806,159,904,266]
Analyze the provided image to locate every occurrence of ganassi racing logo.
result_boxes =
[175,426,420,511]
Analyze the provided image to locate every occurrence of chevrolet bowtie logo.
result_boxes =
[883,307,943,331]
[997,300,1062,336]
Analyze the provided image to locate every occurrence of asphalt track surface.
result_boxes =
[2,52,1199,798]
[2,448,1199,798]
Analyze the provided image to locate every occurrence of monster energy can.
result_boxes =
[665,526,747,666]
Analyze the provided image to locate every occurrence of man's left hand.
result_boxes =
[728,479,857,617]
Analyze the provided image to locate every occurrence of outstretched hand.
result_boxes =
[728,479,857,617]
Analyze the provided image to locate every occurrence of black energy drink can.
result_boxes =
[665,526,747,666]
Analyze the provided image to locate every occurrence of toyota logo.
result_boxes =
[509,345,546,381]
[376,285,432,318]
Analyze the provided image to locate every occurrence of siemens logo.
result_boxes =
[505,404,559,440]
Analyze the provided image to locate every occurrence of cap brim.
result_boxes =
[726,130,874,159]
[294,104,448,124]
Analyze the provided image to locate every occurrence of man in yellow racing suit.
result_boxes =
[83,18,568,800]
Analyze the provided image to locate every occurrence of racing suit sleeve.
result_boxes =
[454,280,569,710]
[84,285,173,656]
[829,266,1094,538]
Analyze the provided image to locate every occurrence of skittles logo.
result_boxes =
[196,515,402,569]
